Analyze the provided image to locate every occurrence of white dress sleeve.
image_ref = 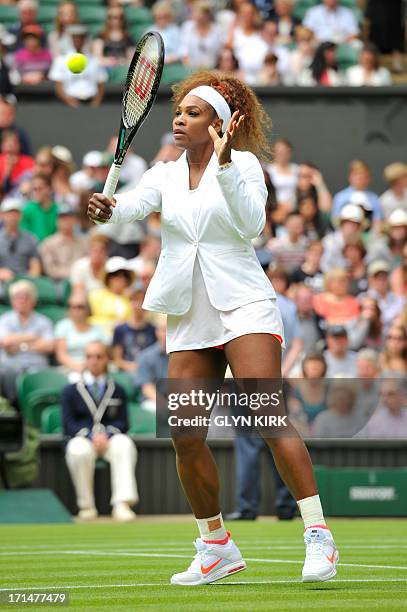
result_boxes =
[216,153,267,240]
[107,162,163,224]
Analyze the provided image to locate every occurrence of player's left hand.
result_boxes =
[208,110,245,166]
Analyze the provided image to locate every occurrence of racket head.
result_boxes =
[122,31,164,132]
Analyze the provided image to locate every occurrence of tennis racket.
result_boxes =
[102,31,165,199]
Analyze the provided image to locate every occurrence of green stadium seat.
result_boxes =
[17,369,68,428]
[337,44,358,70]
[38,5,57,23]
[0,304,10,317]
[125,6,153,25]
[3,276,58,306]
[129,23,149,44]
[339,0,358,7]
[0,5,18,24]
[292,0,318,21]
[127,402,155,435]
[40,404,62,434]
[161,63,192,85]
[109,371,137,402]
[40,0,65,5]
[78,6,106,24]
[87,22,103,37]
[107,65,129,84]
[36,305,67,324]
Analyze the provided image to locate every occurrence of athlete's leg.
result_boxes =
[225,333,318,500]
[168,348,227,519]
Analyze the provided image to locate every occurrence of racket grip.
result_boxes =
[103,163,121,199]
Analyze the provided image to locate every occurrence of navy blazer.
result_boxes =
[62,379,128,439]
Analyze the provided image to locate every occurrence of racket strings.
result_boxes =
[124,38,160,128]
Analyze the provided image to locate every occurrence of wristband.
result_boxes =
[218,161,233,171]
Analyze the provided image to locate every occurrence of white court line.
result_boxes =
[0,578,407,592]
[1,549,407,572]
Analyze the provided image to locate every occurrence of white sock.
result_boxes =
[297,494,327,530]
[195,513,228,542]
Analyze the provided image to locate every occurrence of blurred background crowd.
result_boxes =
[0,0,407,100]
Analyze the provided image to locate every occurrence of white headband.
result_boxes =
[188,85,231,133]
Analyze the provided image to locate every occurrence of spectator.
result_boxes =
[323,325,357,377]
[38,206,88,281]
[332,160,383,229]
[380,163,407,220]
[355,347,381,424]
[342,233,368,295]
[50,145,78,210]
[0,28,17,96]
[379,325,407,376]
[267,266,304,377]
[296,162,332,214]
[345,44,392,87]
[288,352,328,435]
[88,256,134,337]
[313,268,360,328]
[291,239,324,293]
[128,235,160,276]
[260,19,291,80]
[0,196,41,281]
[266,138,298,222]
[69,150,101,193]
[294,284,323,353]
[348,296,383,352]
[321,203,364,272]
[70,234,109,293]
[303,0,359,45]
[268,0,300,45]
[134,315,168,413]
[0,129,34,196]
[49,25,107,108]
[366,0,405,73]
[13,25,52,85]
[48,0,78,58]
[365,260,405,333]
[0,94,32,156]
[20,173,59,241]
[390,242,407,298]
[296,193,330,240]
[357,378,407,439]
[181,1,225,70]
[62,340,138,521]
[150,132,182,166]
[112,281,157,372]
[257,52,281,85]
[287,26,315,85]
[215,47,244,80]
[149,1,181,64]
[226,2,268,84]
[0,280,54,404]
[55,293,106,374]
[8,0,46,51]
[368,208,407,265]
[267,213,308,273]
[298,41,342,87]
[312,380,361,438]
[16,145,55,199]
[93,6,134,69]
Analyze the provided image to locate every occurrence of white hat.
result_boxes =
[367,260,390,276]
[1,197,23,213]
[340,204,364,224]
[350,190,372,211]
[51,145,73,164]
[83,150,103,167]
[105,256,135,274]
[388,208,407,227]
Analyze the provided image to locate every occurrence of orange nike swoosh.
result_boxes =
[326,550,335,564]
[201,559,222,575]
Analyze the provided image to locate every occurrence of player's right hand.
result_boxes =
[88,193,116,223]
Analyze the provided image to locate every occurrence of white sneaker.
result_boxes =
[112,502,137,522]
[77,507,98,520]
[171,534,246,586]
[302,525,339,582]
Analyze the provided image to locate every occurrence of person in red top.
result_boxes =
[0,129,34,195]
[313,267,360,327]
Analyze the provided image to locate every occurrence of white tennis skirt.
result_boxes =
[166,259,285,353]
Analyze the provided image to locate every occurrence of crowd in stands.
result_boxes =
[0,78,406,441]
[0,0,406,101]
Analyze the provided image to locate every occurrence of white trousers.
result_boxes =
[65,433,138,510]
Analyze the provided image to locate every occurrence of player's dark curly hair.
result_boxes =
[172,71,273,162]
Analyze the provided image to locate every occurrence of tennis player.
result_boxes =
[88,71,338,586]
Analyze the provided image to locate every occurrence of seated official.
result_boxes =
[62,340,138,521]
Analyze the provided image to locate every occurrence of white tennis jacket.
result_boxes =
[110,149,276,315]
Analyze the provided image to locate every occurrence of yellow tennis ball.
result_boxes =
[66,53,87,74]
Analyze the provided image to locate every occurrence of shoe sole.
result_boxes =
[171,560,247,586]
[302,566,337,583]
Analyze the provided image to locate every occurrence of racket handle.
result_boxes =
[103,163,121,199]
